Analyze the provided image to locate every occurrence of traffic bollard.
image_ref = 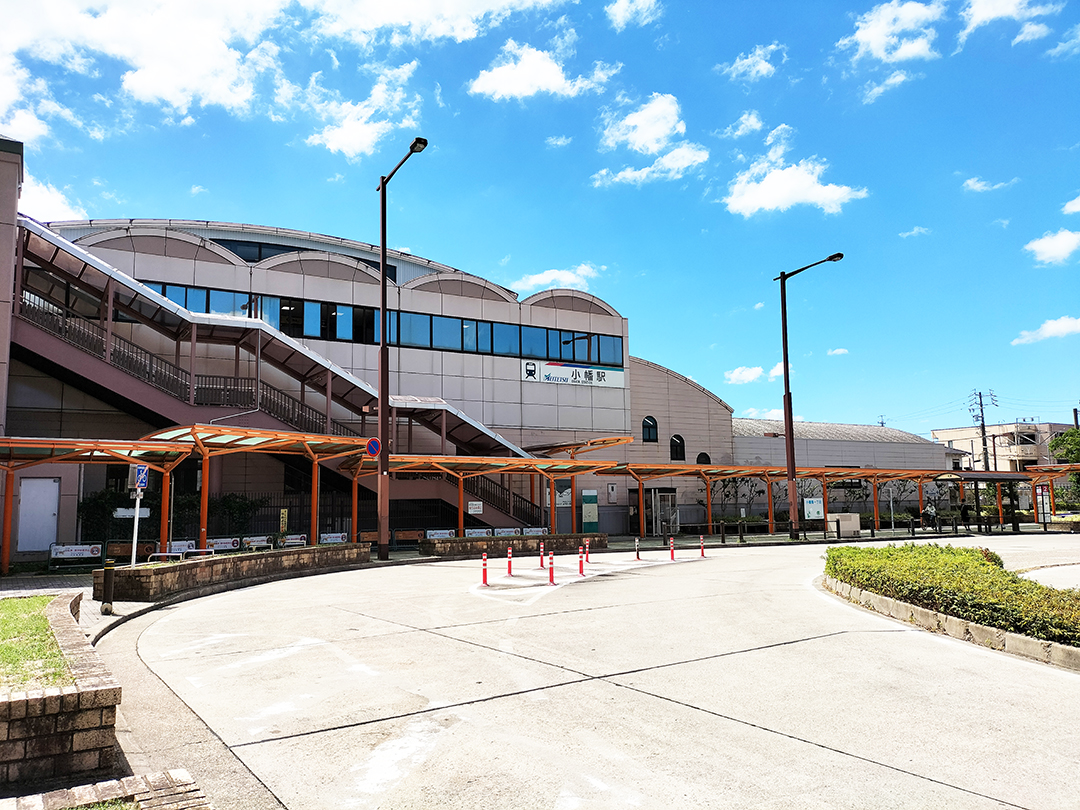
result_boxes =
[579,546,584,576]
[700,536,705,557]
[507,546,513,577]
[635,538,640,560]
[585,538,590,563]
[482,553,488,586]
[549,552,555,585]
[540,540,545,568]
[669,537,675,560]
[101,559,115,615]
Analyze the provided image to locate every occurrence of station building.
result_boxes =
[0,136,958,560]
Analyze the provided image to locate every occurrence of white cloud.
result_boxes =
[723,126,868,217]
[725,366,764,384]
[716,42,787,82]
[827,348,849,355]
[862,70,912,103]
[190,185,207,195]
[327,173,345,182]
[605,0,663,31]
[1047,23,1080,56]
[720,110,763,139]
[499,254,511,265]
[900,225,930,237]
[546,135,572,147]
[1013,21,1052,43]
[957,0,1063,51]
[1011,315,1080,344]
[600,93,683,154]
[591,143,708,187]
[1064,193,1080,214]
[837,0,946,63]
[963,176,1018,192]
[753,302,764,310]
[995,218,1010,228]
[305,62,421,161]
[469,39,620,100]
[742,407,785,419]
[0,108,50,145]
[511,262,603,292]
[1023,229,1080,263]
[19,172,87,221]
[767,362,785,380]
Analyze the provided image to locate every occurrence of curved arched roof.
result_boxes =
[520,288,622,317]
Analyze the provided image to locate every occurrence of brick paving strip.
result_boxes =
[0,768,212,809]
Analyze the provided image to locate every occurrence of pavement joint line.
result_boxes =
[607,680,1035,810]
[228,626,906,750]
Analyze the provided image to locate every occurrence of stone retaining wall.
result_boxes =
[0,768,211,809]
[0,594,120,785]
[822,575,1080,672]
[418,533,607,558]
[92,543,371,602]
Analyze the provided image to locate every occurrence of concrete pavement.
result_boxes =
[88,535,1080,809]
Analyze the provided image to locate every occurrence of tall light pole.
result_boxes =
[376,136,427,561]
[774,252,843,540]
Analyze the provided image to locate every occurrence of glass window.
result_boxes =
[354,307,376,344]
[670,435,686,462]
[303,301,323,338]
[477,321,492,353]
[279,298,302,337]
[143,282,163,295]
[187,288,208,313]
[165,285,186,307]
[558,331,576,361]
[261,296,280,330]
[642,416,658,443]
[547,329,561,360]
[588,335,599,364]
[599,335,623,367]
[209,289,236,315]
[335,305,353,340]
[399,312,431,348]
[388,311,397,344]
[573,333,589,363]
[432,316,462,350]
[696,452,711,465]
[493,323,519,356]
[521,326,547,359]
[462,320,477,352]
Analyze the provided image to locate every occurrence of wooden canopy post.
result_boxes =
[638,478,645,539]
[310,458,320,546]
[550,477,557,535]
[996,483,1004,526]
[821,477,830,529]
[705,475,713,536]
[570,475,577,534]
[917,481,924,515]
[766,478,775,534]
[1,470,13,576]
[458,475,465,536]
[199,451,210,549]
[159,470,171,554]
[351,471,359,543]
[1050,482,1057,516]
[872,479,880,530]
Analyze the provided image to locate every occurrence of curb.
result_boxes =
[820,575,1080,673]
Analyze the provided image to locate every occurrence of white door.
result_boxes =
[17,477,60,552]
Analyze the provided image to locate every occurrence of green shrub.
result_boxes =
[825,543,1080,647]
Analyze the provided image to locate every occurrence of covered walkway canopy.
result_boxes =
[0,428,1066,574]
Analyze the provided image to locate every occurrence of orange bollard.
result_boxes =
[507,546,513,577]
[540,540,545,568]
[700,535,705,557]
[579,546,584,576]
[482,553,488,586]
[549,552,555,585]
[670,536,675,560]
[585,538,590,563]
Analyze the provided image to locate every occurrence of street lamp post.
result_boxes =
[774,252,843,540]
[376,136,427,561]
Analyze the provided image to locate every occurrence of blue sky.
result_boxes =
[6,0,1080,439]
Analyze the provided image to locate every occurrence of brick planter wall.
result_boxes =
[92,542,371,603]
[0,594,120,786]
[419,533,607,558]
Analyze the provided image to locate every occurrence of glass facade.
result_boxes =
[140,282,624,368]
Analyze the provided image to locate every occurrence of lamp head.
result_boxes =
[410,137,428,154]
[827,252,844,262]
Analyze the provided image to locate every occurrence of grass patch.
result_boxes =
[0,596,73,691]
[78,801,138,810]
[825,544,1080,647]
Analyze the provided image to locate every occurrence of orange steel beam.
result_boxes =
[1,471,12,576]
[199,452,210,550]
[918,481,924,514]
[767,477,775,534]
[821,477,829,528]
[351,472,359,543]
[570,475,577,534]
[159,470,171,554]
[458,475,464,536]
[549,477,557,535]
[310,458,319,546]
[704,474,713,536]
[637,477,644,539]
[997,483,1003,526]
[872,479,880,530]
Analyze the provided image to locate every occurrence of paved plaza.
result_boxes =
[69,535,1078,809]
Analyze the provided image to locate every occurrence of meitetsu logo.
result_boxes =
[543,370,571,383]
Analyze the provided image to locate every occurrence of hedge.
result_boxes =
[824,543,1080,647]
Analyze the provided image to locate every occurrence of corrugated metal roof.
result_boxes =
[732,418,934,444]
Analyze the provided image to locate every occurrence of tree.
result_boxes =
[1049,428,1080,504]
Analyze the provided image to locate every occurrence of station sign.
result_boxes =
[521,360,624,388]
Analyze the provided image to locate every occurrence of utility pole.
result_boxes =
[969,390,998,471]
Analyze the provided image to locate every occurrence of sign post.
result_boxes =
[130,464,148,568]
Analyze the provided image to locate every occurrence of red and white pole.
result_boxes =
[579,546,584,576]
[482,553,488,586]
[540,540,545,568]
[669,537,674,561]
[548,552,555,585]
[585,537,590,563]
[635,537,640,560]
[700,535,705,557]
[507,546,513,577]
